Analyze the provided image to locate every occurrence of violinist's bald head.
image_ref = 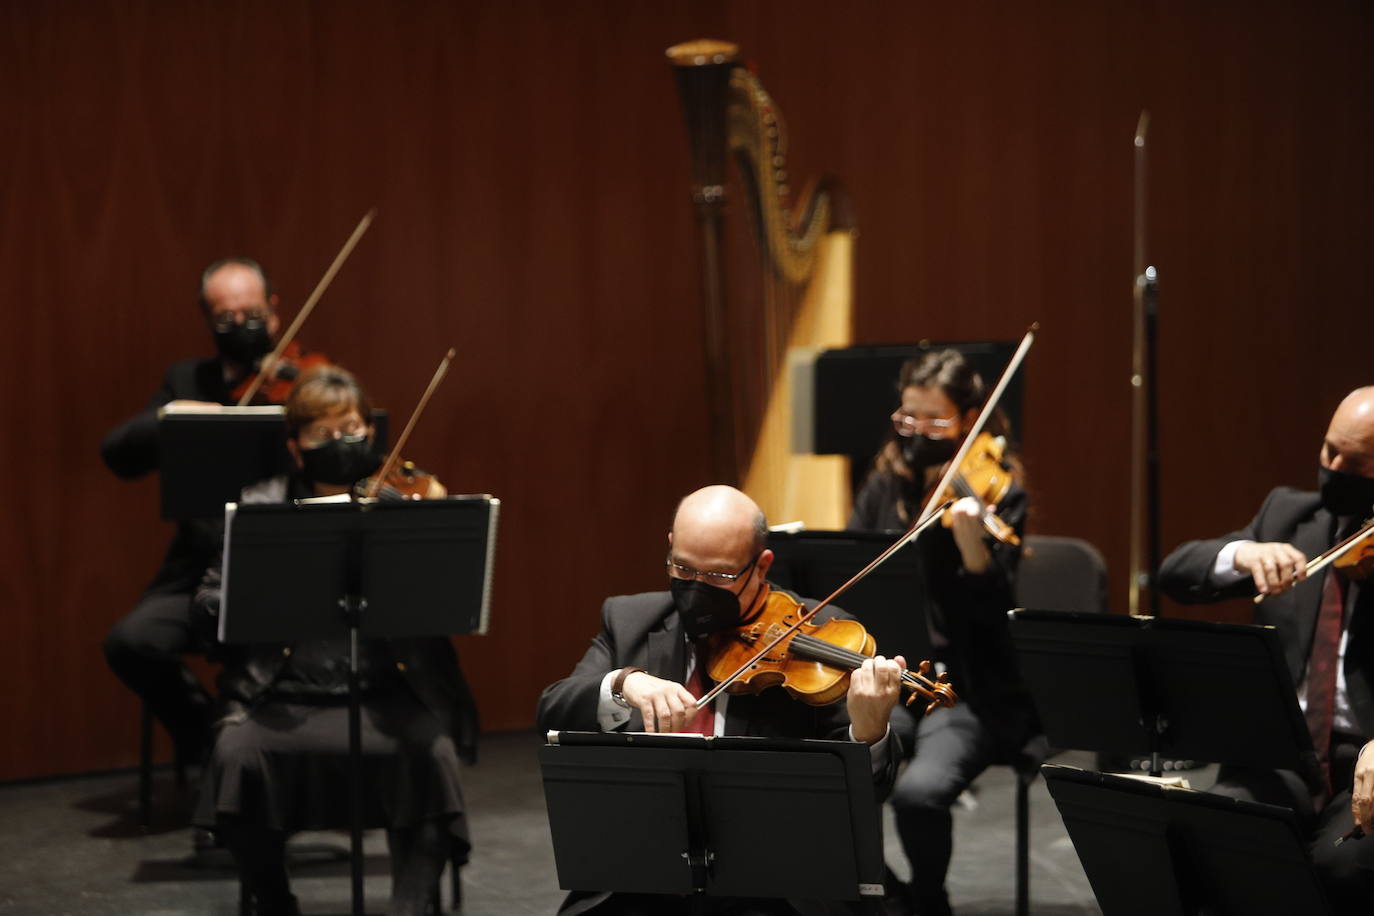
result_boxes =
[1323,388,1374,478]
[669,485,770,574]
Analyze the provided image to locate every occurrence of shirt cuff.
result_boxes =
[596,670,632,731]
[849,724,891,773]
[1210,540,1254,585]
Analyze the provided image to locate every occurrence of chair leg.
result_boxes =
[1015,771,1031,916]
[138,702,154,827]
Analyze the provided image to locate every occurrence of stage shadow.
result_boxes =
[132,844,372,884]
[74,772,197,838]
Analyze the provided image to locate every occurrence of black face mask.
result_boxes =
[1318,466,1374,519]
[299,434,381,486]
[902,434,958,471]
[672,577,756,639]
[214,321,272,366]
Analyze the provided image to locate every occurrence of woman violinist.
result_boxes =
[848,349,1038,916]
[194,365,475,916]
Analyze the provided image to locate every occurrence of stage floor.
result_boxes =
[0,732,1115,915]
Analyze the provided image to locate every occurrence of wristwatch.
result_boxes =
[611,666,644,709]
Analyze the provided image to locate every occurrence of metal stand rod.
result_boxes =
[344,598,367,916]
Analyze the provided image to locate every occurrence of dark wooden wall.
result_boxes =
[3,0,1370,782]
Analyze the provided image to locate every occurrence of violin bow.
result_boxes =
[914,323,1038,528]
[362,348,456,500]
[694,503,954,708]
[1253,515,1374,604]
[236,208,377,406]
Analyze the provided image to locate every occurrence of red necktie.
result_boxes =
[683,657,716,736]
[1306,570,1346,794]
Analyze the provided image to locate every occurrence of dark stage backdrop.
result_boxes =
[2,1,1370,781]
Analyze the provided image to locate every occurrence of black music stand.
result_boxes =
[1043,765,1331,915]
[540,731,885,911]
[767,529,933,662]
[220,495,499,916]
[157,405,288,519]
[1007,610,1315,778]
[157,406,390,519]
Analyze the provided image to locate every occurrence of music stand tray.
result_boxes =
[540,731,885,903]
[768,529,933,662]
[1008,609,1313,775]
[220,495,497,644]
[1043,764,1330,916]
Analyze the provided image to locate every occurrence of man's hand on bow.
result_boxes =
[1234,541,1308,596]
[621,671,700,734]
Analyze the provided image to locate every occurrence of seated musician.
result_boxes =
[848,349,1037,916]
[193,365,477,916]
[536,484,906,916]
[102,257,308,765]
[1159,387,1374,914]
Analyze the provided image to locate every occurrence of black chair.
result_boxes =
[1005,534,1108,916]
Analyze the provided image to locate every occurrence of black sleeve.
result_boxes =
[100,366,181,479]
[535,598,621,733]
[956,481,1026,622]
[1157,490,1278,604]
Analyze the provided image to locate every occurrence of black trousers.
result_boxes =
[103,588,215,755]
[1210,736,1374,914]
[888,702,997,915]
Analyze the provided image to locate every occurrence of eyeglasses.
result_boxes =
[665,551,761,587]
[299,427,368,450]
[891,410,958,438]
[211,309,271,333]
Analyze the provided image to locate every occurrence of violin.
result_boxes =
[235,209,376,407]
[230,340,331,405]
[707,588,958,713]
[356,347,456,502]
[354,459,447,501]
[1333,525,1374,579]
[926,431,1020,546]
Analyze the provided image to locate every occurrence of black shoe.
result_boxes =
[251,892,300,916]
[909,885,953,916]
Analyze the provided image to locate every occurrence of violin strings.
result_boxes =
[789,633,939,693]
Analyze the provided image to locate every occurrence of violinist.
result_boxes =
[1158,387,1374,914]
[101,257,314,766]
[536,484,906,916]
[848,349,1037,916]
[194,365,476,916]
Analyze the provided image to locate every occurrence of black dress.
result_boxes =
[193,475,478,848]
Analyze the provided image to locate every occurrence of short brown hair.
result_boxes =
[284,365,372,437]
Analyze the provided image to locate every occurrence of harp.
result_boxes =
[667,39,854,528]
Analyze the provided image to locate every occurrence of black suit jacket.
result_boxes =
[1158,486,1374,736]
[101,357,233,597]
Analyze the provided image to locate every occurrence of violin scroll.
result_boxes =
[903,659,958,715]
